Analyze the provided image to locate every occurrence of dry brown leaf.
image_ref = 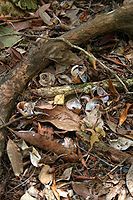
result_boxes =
[108,79,120,102]
[126,164,133,196]
[39,165,53,185]
[106,180,124,200]
[7,139,23,176]
[41,106,80,131]
[60,167,73,181]
[119,103,132,126]
[72,182,90,199]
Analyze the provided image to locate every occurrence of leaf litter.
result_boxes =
[0,0,133,200]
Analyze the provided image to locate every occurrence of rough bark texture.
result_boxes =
[62,5,133,44]
[0,5,133,170]
[30,78,133,98]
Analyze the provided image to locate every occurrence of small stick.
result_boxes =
[0,113,46,130]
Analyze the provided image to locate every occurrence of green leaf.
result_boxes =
[0,26,21,48]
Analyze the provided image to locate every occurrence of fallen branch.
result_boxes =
[14,130,79,163]
[30,78,133,98]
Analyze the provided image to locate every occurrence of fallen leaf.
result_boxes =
[30,147,41,167]
[108,80,120,102]
[39,165,53,185]
[20,186,39,200]
[110,136,133,150]
[106,120,117,133]
[66,98,82,112]
[38,7,53,26]
[7,139,23,176]
[43,185,56,200]
[88,54,97,69]
[41,106,80,131]
[51,180,60,200]
[119,103,132,126]
[61,167,73,181]
[96,86,109,103]
[72,182,90,199]
[0,26,21,49]
[54,94,65,105]
[85,98,102,111]
[106,180,124,200]
[126,164,133,196]
[89,129,99,149]
[20,192,37,200]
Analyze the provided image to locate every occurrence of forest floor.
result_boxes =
[0,0,133,199]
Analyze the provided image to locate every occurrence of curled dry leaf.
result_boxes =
[108,79,120,102]
[88,129,100,150]
[85,98,102,111]
[39,72,55,87]
[66,98,82,112]
[71,65,88,83]
[7,139,23,176]
[17,101,35,116]
[95,86,109,103]
[20,192,37,200]
[106,180,125,200]
[43,185,56,200]
[20,186,39,200]
[39,165,53,185]
[60,167,73,181]
[110,136,133,150]
[51,181,60,200]
[38,5,53,26]
[30,147,41,167]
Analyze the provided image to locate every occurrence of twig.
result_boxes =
[50,38,129,93]
[103,157,128,181]
[0,112,46,130]
[7,168,36,193]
